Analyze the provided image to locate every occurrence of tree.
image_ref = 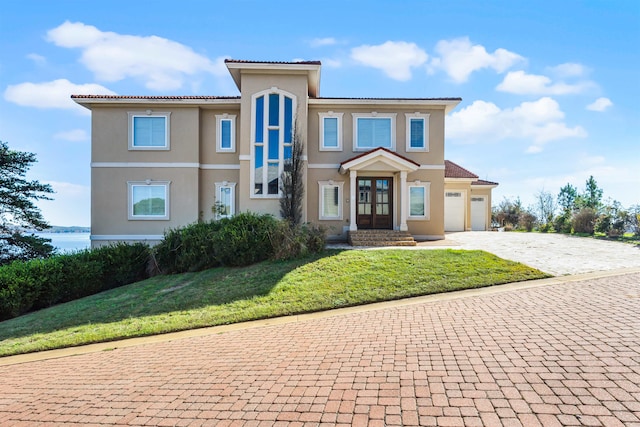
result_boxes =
[557,183,578,213]
[279,125,305,226]
[533,189,556,230]
[577,175,603,211]
[0,141,55,264]
[493,197,524,229]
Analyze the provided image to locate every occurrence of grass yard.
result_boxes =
[0,249,550,357]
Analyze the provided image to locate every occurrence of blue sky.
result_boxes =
[1,0,638,227]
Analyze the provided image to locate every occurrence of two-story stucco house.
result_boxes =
[72,59,497,248]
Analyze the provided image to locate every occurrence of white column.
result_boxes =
[399,170,408,231]
[349,170,357,231]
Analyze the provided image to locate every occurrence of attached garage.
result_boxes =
[471,196,487,230]
[444,191,465,232]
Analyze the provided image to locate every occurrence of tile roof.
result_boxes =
[472,179,499,186]
[340,147,421,168]
[224,59,322,65]
[70,95,240,100]
[444,160,479,179]
[315,97,462,101]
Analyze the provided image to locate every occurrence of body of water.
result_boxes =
[36,232,91,253]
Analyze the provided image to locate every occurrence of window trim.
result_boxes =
[214,181,236,219]
[407,181,430,220]
[352,112,397,151]
[318,180,344,220]
[405,112,430,152]
[250,87,297,199]
[127,180,171,220]
[128,111,171,150]
[319,112,343,151]
[216,114,236,153]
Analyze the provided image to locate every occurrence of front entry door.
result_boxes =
[357,178,393,229]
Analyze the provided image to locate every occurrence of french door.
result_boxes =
[357,177,393,229]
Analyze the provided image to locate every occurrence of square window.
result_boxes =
[128,112,170,150]
[128,181,170,220]
[319,181,343,220]
[352,113,396,151]
[405,113,430,152]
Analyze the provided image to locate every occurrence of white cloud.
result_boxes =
[4,79,115,114]
[428,37,524,83]
[497,70,594,95]
[54,129,88,142]
[310,37,338,47]
[27,53,46,65]
[586,97,613,112]
[447,97,587,153]
[547,62,588,78]
[351,41,428,81]
[46,21,228,91]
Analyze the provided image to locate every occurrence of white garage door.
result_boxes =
[471,196,487,231]
[445,191,465,231]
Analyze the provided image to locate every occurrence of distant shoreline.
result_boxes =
[27,226,90,234]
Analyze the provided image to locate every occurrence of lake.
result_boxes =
[36,232,91,253]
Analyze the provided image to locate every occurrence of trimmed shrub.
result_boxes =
[213,212,278,266]
[572,207,597,234]
[152,221,222,274]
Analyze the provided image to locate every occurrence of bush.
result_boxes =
[553,213,573,234]
[153,221,222,274]
[213,212,278,266]
[518,211,536,232]
[572,208,597,234]
[270,222,326,260]
[0,243,150,321]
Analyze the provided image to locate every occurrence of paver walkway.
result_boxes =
[1,272,639,426]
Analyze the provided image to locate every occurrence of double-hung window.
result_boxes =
[128,112,170,150]
[128,181,170,220]
[214,182,236,218]
[408,181,430,219]
[318,181,343,220]
[216,114,236,152]
[319,112,343,151]
[352,113,396,151]
[252,88,296,197]
[405,113,430,151]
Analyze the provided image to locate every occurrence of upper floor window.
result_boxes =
[405,113,430,152]
[319,112,343,151]
[128,112,171,150]
[252,88,296,197]
[352,113,396,151]
[128,180,171,220]
[216,114,236,152]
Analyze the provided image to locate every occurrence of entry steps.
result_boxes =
[348,230,417,247]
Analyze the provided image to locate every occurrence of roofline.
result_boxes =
[71,95,241,109]
[310,97,462,113]
[225,60,321,97]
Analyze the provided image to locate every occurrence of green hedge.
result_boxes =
[0,243,149,321]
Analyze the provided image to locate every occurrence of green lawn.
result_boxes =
[0,249,550,357]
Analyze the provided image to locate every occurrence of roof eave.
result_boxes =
[310,98,461,112]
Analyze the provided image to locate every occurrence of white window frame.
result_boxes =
[407,181,430,220]
[352,112,397,152]
[214,181,236,219]
[216,114,236,153]
[405,113,430,152]
[127,180,171,220]
[318,180,344,220]
[128,111,171,150]
[319,111,343,151]
[250,87,297,199]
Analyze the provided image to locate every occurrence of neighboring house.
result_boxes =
[72,60,498,247]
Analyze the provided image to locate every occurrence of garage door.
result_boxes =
[445,191,465,231]
[471,196,487,231]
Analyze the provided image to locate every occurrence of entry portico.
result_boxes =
[339,148,420,232]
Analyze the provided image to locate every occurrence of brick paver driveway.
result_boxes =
[1,272,639,426]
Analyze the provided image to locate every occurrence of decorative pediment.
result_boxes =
[339,147,420,174]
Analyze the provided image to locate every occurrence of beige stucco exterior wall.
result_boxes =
[471,186,495,230]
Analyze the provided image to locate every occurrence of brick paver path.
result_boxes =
[1,273,639,426]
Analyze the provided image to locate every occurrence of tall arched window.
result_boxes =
[251,88,296,197]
